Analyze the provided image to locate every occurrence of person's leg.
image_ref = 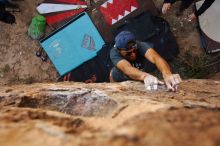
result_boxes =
[109,67,130,82]
[0,2,5,10]
[180,0,194,12]
[0,0,19,8]
[0,3,6,20]
[176,0,194,16]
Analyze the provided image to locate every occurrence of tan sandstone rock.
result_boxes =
[0,80,220,146]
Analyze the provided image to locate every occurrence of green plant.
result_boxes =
[2,64,10,73]
[0,64,10,77]
[170,50,220,79]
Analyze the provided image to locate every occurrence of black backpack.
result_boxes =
[113,11,179,61]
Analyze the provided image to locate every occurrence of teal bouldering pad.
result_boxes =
[40,12,105,76]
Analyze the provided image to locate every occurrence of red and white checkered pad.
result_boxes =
[99,0,138,25]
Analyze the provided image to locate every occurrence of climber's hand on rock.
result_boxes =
[144,74,164,91]
[163,74,182,92]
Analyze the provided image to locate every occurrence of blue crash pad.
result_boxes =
[40,12,105,76]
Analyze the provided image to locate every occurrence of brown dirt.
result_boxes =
[0,0,57,85]
[153,0,202,54]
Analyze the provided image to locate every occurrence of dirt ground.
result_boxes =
[0,0,57,85]
[0,0,219,86]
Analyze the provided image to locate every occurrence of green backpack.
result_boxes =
[28,15,46,39]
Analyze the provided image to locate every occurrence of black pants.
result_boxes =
[0,3,15,24]
[0,3,6,19]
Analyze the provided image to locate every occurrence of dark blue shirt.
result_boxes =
[110,41,153,70]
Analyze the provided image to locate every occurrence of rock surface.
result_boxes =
[0,80,220,146]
